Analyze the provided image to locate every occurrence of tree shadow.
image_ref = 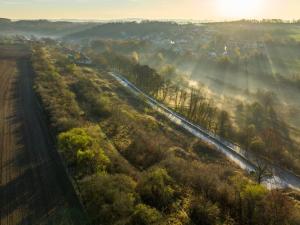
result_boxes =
[0,58,87,225]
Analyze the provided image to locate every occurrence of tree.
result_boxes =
[190,197,220,225]
[160,64,176,79]
[216,110,233,139]
[58,128,110,174]
[251,160,272,184]
[160,79,172,102]
[247,102,266,131]
[137,168,176,210]
[131,51,139,64]
[242,124,256,151]
[32,46,82,131]
[261,128,283,155]
[241,184,267,225]
[93,54,108,69]
[72,77,111,118]
[217,56,232,68]
[263,190,293,225]
[58,128,93,164]
[256,90,277,111]
[249,136,265,155]
[131,204,162,225]
[65,63,77,73]
[81,174,137,224]
[223,215,237,225]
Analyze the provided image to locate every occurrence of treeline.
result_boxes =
[213,19,300,24]
[0,19,91,37]
[91,50,300,173]
[71,76,111,119]
[235,92,300,169]
[32,46,82,132]
[81,159,299,225]
[90,39,149,55]
[65,21,192,40]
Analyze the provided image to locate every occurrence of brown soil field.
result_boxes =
[0,44,30,59]
[0,46,86,225]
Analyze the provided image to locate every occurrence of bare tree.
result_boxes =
[252,159,273,184]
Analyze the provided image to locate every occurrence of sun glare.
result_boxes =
[217,0,262,19]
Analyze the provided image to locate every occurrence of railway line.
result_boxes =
[109,71,300,192]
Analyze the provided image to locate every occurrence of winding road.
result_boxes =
[109,72,300,192]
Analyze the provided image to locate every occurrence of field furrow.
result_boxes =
[0,48,85,225]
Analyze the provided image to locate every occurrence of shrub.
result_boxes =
[190,197,220,225]
[131,204,162,225]
[81,174,138,224]
[58,128,110,175]
[137,168,176,210]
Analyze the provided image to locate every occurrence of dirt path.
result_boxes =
[0,57,86,225]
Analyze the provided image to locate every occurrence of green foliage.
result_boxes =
[81,173,137,224]
[58,128,110,175]
[91,51,164,95]
[131,204,162,225]
[160,64,177,79]
[240,184,268,225]
[216,110,233,139]
[249,137,266,154]
[59,128,92,148]
[241,184,267,200]
[32,46,82,131]
[137,168,176,210]
[123,131,166,169]
[65,63,77,73]
[190,197,220,225]
[72,77,111,119]
[30,43,300,225]
[217,55,233,68]
[263,190,294,225]
[131,51,139,63]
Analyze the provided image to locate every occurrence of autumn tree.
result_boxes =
[137,168,176,210]
[58,128,110,175]
[81,174,137,224]
[216,110,233,139]
[131,204,162,225]
[263,190,293,225]
[190,197,220,225]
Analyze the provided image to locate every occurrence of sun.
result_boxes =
[216,0,262,19]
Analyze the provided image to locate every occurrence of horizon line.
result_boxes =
[2,17,300,23]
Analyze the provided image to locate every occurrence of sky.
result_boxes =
[0,0,299,21]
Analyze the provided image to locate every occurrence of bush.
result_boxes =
[249,137,266,154]
[58,128,110,175]
[131,204,162,225]
[190,197,220,225]
[137,168,176,210]
[72,77,111,119]
[32,47,82,131]
[80,174,138,224]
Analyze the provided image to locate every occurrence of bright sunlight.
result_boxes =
[216,0,263,18]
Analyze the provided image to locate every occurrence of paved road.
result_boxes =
[0,56,86,225]
[109,72,300,192]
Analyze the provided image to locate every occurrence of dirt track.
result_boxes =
[0,52,86,224]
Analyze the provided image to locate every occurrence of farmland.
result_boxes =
[0,45,85,225]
